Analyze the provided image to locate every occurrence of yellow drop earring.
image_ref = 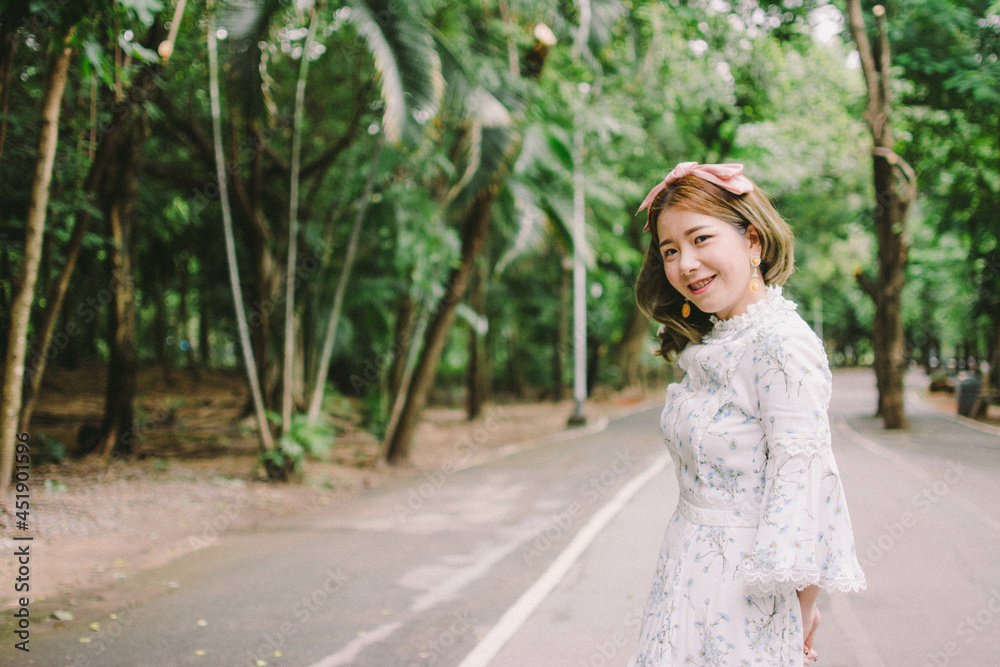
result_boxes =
[749,256,762,294]
[681,298,691,318]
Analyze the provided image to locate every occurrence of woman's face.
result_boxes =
[655,207,763,321]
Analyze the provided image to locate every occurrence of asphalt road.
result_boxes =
[5,368,999,667]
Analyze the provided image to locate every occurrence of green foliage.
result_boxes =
[33,432,67,466]
[44,479,68,494]
[119,0,164,27]
[7,0,1000,475]
[258,414,335,479]
[347,0,443,143]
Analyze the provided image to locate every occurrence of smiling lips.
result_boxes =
[688,276,715,294]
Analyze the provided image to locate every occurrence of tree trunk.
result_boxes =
[990,322,1000,391]
[95,120,143,459]
[199,278,211,367]
[552,256,569,401]
[387,294,415,402]
[466,320,483,419]
[207,11,275,454]
[466,256,487,420]
[245,210,282,411]
[39,230,53,303]
[178,252,199,378]
[383,188,496,464]
[0,33,72,494]
[977,321,1000,418]
[0,21,18,167]
[381,298,431,446]
[152,279,170,379]
[482,304,494,407]
[80,2,180,457]
[507,316,525,399]
[307,135,385,423]
[614,305,648,388]
[282,7,318,433]
[587,334,602,396]
[846,0,912,429]
[18,209,92,434]
[293,314,306,410]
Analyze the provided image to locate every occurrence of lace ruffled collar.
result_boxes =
[706,285,795,338]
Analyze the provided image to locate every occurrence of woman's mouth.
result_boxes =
[688,276,714,294]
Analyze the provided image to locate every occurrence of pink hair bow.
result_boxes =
[638,162,754,231]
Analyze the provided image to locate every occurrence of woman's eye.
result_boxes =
[663,248,676,258]
[694,234,711,244]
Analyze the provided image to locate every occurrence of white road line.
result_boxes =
[834,418,1000,533]
[457,454,671,667]
[306,621,403,667]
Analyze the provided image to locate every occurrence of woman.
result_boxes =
[627,162,866,666]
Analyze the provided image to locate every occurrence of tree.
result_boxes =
[207,4,276,456]
[282,3,319,431]
[846,0,914,429]
[0,25,74,494]
[306,0,441,424]
[381,19,557,465]
[890,0,1000,396]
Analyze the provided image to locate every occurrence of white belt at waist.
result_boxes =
[677,495,757,528]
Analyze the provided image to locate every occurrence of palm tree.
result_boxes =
[198,0,443,468]
[381,23,558,464]
[306,0,442,424]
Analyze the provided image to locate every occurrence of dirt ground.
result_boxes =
[0,363,669,622]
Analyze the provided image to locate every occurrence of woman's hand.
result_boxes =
[801,602,820,664]
[797,584,821,665]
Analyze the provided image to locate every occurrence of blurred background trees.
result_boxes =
[2,0,997,490]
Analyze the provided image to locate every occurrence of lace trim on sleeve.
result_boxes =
[767,433,831,459]
[741,567,867,597]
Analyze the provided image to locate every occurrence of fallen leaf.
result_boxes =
[197,619,208,627]
[273,651,283,657]
[195,650,206,656]
[53,610,74,621]
[79,637,91,643]
[109,614,118,620]
[89,622,101,631]
[113,559,128,568]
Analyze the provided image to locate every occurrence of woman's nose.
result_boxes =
[678,250,699,274]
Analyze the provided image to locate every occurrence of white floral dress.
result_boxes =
[628,286,866,667]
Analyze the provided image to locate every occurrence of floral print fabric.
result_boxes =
[628,287,865,666]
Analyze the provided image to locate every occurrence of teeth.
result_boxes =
[690,277,712,290]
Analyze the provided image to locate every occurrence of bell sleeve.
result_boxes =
[736,323,867,597]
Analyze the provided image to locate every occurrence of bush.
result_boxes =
[257,414,335,481]
[33,431,67,466]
